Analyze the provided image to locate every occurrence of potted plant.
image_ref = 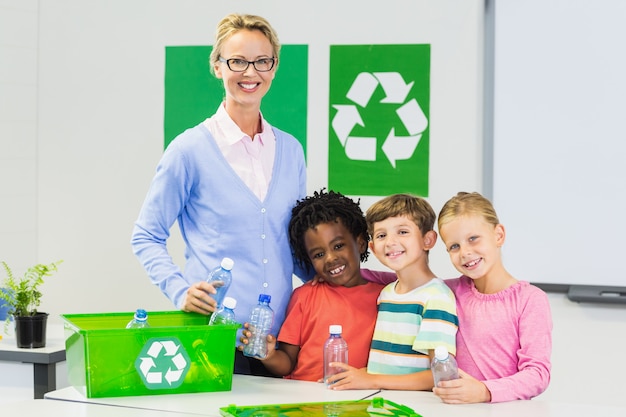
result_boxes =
[0,260,63,348]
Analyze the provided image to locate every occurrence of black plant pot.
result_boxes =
[14,312,48,348]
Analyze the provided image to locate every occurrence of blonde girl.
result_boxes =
[434,192,552,404]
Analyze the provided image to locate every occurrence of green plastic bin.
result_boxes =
[61,311,238,398]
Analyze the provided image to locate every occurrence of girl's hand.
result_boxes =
[432,369,492,404]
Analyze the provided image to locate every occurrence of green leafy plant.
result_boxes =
[0,260,63,327]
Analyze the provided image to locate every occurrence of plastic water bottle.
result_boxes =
[207,257,234,308]
[431,346,459,386]
[242,294,274,359]
[126,309,150,329]
[209,296,238,325]
[323,324,349,386]
[191,339,226,382]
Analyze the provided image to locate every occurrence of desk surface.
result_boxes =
[1,399,202,417]
[371,389,626,417]
[45,374,380,416]
[0,324,66,363]
[45,375,626,417]
[0,338,66,363]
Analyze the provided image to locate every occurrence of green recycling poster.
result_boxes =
[329,44,430,197]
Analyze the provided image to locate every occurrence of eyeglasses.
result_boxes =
[218,57,276,72]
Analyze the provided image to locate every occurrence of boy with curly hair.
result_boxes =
[241,189,387,381]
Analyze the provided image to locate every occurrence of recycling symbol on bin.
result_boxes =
[135,337,190,389]
[331,72,428,168]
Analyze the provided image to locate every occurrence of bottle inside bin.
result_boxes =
[209,296,239,326]
[242,294,274,359]
[206,257,234,308]
[191,339,226,383]
[126,308,150,329]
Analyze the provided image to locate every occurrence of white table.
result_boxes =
[372,389,626,417]
[0,329,66,399]
[1,399,203,417]
[45,374,380,416]
[44,374,626,417]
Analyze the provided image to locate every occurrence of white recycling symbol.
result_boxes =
[331,72,428,168]
[136,338,189,388]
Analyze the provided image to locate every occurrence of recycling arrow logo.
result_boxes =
[331,72,428,168]
[135,337,190,389]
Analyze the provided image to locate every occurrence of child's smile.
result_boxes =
[463,257,482,269]
[385,249,405,260]
[329,264,346,276]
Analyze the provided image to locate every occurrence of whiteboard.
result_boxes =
[491,0,626,290]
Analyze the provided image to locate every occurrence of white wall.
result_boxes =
[1,0,624,407]
[0,0,43,402]
[0,1,38,271]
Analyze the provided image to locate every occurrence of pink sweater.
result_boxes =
[446,276,552,402]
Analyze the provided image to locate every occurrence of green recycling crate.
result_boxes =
[61,311,238,398]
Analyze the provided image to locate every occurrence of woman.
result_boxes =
[131,13,311,375]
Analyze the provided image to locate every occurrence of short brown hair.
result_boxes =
[366,194,436,237]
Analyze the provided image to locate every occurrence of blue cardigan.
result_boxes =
[131,123,310,338]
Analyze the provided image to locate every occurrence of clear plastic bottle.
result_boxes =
[208,296,238,326]
[323,324,349,386]
[191,339,226,383]
[242,294,274,359]
[431,345,459,386]
[206,257,234,308]
[126,308,150,329]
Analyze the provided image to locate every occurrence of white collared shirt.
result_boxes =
[203,104,276,201]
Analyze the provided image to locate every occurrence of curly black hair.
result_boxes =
[288,188,369,273]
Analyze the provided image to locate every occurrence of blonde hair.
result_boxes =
[366,194,436,237]
[209,13,281,76]
[437,192,500,231]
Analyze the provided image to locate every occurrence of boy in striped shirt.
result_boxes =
[326,194,458,391]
